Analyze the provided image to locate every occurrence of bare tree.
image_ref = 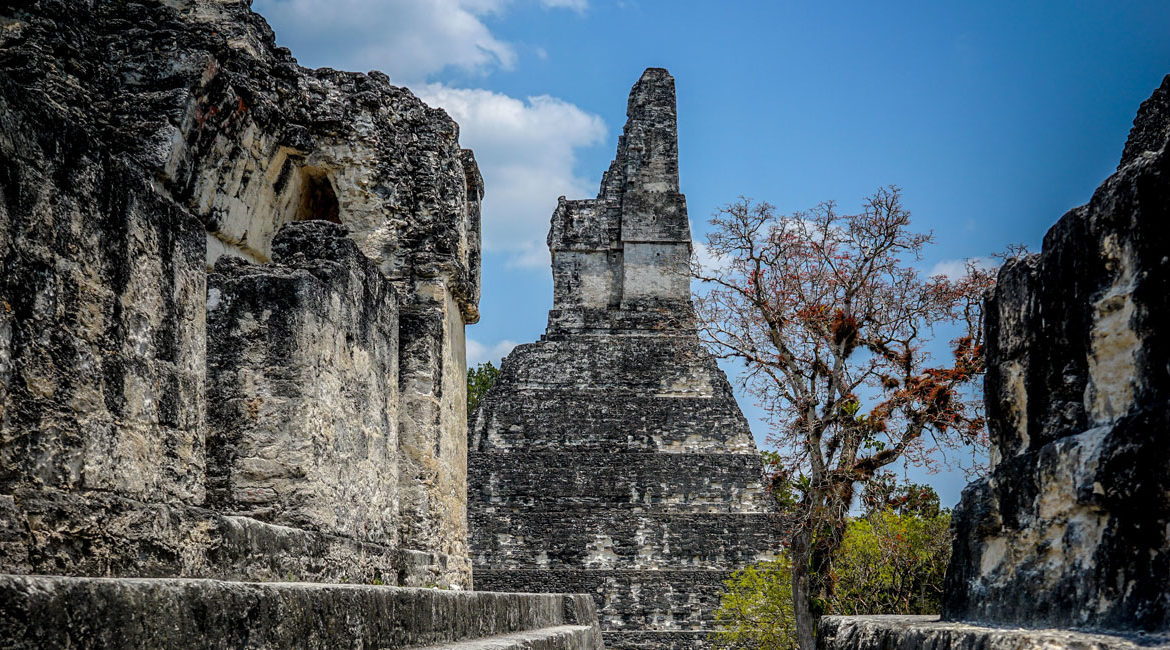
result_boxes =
[692,187,996,650]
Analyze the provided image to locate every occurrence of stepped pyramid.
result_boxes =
[469,68,781,650]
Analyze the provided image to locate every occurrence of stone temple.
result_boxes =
[468,69,780,649]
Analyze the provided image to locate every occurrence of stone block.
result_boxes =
[206,221,399,545]
[0,154,207,504]
[817,616,1163,650]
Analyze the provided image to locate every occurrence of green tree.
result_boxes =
[467,361,499,414]
[829,509,951,615]
[713,506,951,647]
[712,556,798,650]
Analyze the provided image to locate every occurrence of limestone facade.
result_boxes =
[0,0,483,587]
[941,74,1170,634]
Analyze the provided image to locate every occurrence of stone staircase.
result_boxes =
[415,626,603,649]
[0,574,604,649]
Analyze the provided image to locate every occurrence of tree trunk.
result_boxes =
[809,518,843,605]
[791,529,816,650]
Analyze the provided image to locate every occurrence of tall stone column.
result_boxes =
[469,68,781,649]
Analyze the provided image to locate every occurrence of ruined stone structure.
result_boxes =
[469,69,779,649]
[819,76,1170,649]
[0,1,602,646]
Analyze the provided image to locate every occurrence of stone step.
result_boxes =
[816,616,1166,650]
[471,511,780,569]
[409,624,602,649]
[0,574,602,649]
[472,393,754,454]
[603,629,710,650]
[469,451,769,514]
[475,568,737,629]
[2,487,470,588]
[485,337,723,392]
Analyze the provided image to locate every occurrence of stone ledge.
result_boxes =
[411,625,602,649]
[0,488,469,588]
[0,574,602,649]
[817,615,1169,650]
[603,629,710,649]
[476,568,739,629]
[469,451,769,514]
[471,511,779,570]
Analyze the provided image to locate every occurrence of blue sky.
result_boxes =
[254,0,1170,507]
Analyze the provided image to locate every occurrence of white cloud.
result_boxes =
[540,0,588,11]
[467,338,520,366]
[928,257,995,280]
[419,85,607,268]
[691,239,728,275]
[253,1,607,268]
[254,0,589,81]
[254,0,516,81]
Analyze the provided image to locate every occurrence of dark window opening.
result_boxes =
[295,168,341,224]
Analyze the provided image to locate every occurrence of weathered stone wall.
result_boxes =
[469,69,781,650]
[943,74,1170,634]
[0,154,208,506]
[820,74,1170,650]
[397,282,474,562]
[207,221,400,546]
[0,0,480,588]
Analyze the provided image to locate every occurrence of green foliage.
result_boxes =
[829,510,951,615]
[711,556,798,650]
[712,508,951,645]
[761,452,799,512]
[467,361,499,414]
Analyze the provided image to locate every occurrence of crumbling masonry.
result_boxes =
[0,1,602,647]
[468,69,780,650]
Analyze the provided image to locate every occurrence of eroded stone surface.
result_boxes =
[207,221,401,545]
[942,74,1170,634]
[468,69,780,649]
[817,616,1166,650]
[1,0,480,588]
[5,485,468,587]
